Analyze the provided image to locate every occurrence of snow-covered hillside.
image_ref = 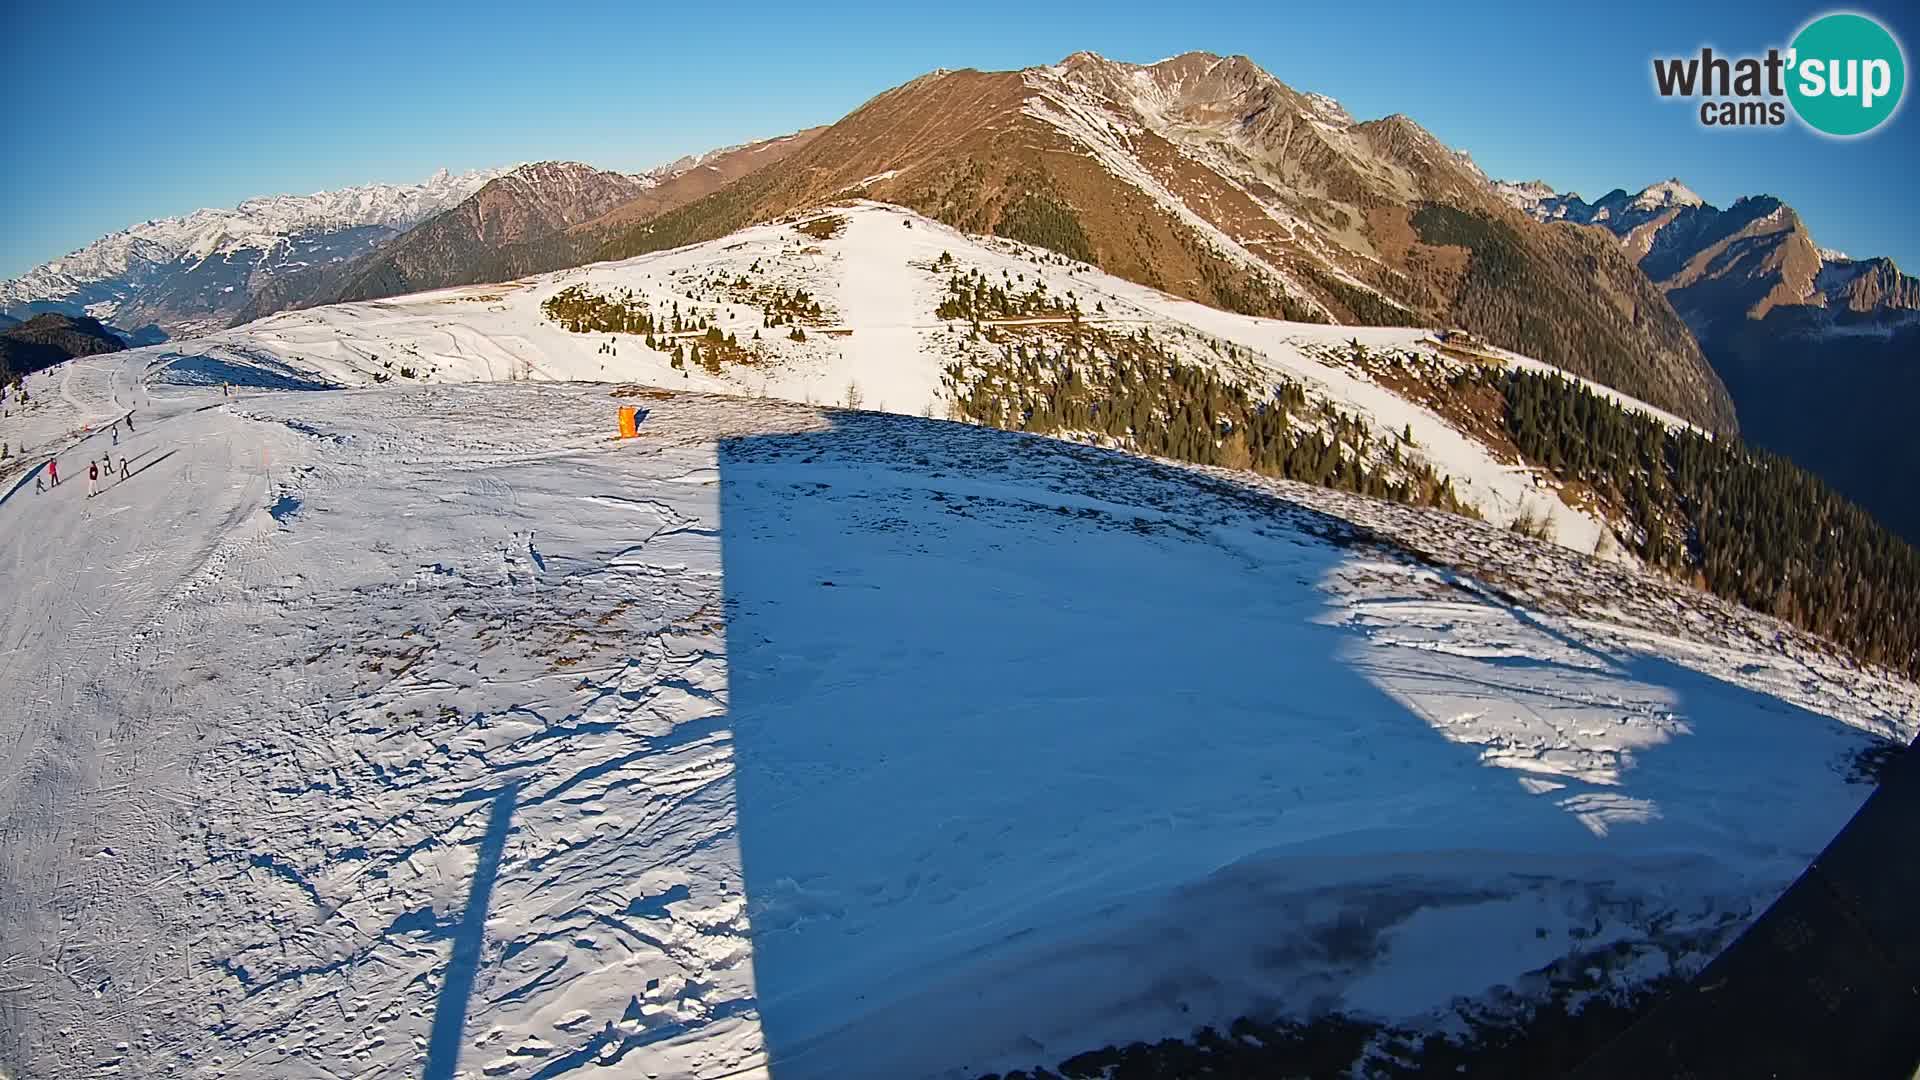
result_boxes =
[190,202,1690,557]
[1,333,1914,1079]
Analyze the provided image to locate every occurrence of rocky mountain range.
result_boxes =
[2,135,834,341]
[572,51,1737,432]
[0,169,501,337]
[1500,177,1920,541]
[226,161,657,322]
[3,54,1743,436]
[1497,177,1920,326]
[21,49,1920,506]
[229,132,826,324]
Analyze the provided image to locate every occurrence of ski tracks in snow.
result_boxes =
[0,380,801,1079]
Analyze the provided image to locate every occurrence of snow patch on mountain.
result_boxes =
[1493,179,1601,225]
[492,160,650,202]
[1494,178,1567,211]
[1301,91,1355,127]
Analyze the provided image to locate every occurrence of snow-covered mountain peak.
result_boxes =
[1497,179,1561,201]
[497,159,631,191]
[1632,178,1705,210]
[224,167,500,233]
[0,166,503,327]
[1301,91,1355,127]
[1492,178,1594,221]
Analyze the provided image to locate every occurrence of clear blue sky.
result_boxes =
[3,0,1914,278]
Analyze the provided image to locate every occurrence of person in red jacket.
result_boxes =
[47,459,58,487]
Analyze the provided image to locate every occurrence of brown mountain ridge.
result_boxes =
[589,52,1737,431]
[233,52,1736,433]
[231,132,824,325]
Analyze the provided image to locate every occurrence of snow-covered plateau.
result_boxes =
[0,203,1915,1080]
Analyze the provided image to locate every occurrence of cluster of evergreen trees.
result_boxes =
[936,269,1077,322]
[674,267,828,327]
[1302,266,1419,326]
[1172,229,1323,324]
[541,286,657,336]
[993,190,1095,263]
[795,214,847,241]
[1408,204,1733,432]
[543,286,736,341]
[1499,368,1920,678]
[943,327,1464,512]
[542,284,771,376]
[667,324,753,375]
[758,285,823,327]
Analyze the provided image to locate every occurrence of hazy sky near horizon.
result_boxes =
[2,0,1914,278]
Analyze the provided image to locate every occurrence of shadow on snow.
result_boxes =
[425,783,519,1080]
[419,409,1880,1079]
[711,413,1884,1077]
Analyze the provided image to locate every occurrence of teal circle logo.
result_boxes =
[1788,12,1906,136]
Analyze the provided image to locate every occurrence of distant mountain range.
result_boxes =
[229,132,823,324]
[2,53,1736,434]
[1495,177,1920,326]
[225,161,656,323]
[0,140,828,341]
[1497,177,1920,542]
[0,169,501,336]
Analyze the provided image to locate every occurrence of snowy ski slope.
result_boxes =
[178,202,1691,557]
[0,335,1914,1078]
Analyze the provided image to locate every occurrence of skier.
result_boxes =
[47,459,58,487]
[112,426,119,446]
[35,475,44,494]
[126,411,134,433]
[118,457,129,481]
[87,461,99,498]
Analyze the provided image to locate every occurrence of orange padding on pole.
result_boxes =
[617,406,639,439]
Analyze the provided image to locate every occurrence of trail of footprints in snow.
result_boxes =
[169,537,752,1076]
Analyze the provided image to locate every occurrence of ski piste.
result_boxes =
[1,335,1912,1078]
